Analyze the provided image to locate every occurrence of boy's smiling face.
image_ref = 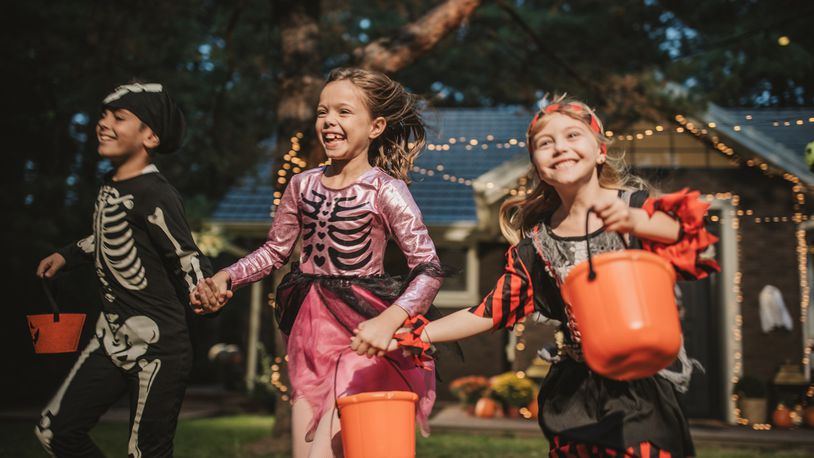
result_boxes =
[96,108,159,161]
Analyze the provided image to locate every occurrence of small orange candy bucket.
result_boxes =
[561,249,681,381]
[337,391,418,458]
[27,279,86,354]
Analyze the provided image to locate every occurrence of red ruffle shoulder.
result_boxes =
[641,188,721,280]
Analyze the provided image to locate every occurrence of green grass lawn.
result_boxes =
[2,416,811,458]
[1,416,274,458]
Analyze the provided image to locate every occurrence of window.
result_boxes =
[435,244,480,307]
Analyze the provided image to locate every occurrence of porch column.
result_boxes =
[246,280,263,392]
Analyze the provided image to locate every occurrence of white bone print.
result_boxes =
[94,313,161,457]
[94,186,147,300]
[35,338,101,456]
[147,207,203,291]
[77,234,95,254]
[103,83,163,104]
[129,359,161,458]
[96,313,160,370]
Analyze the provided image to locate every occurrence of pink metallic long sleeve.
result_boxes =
[224,167,441,314]
[224,174,302,289]
[377,180,443,317]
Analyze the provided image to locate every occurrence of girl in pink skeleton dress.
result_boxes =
[192,68,443,457]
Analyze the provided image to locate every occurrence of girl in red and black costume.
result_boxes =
[393,96,719,457]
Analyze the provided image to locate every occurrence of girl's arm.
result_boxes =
[353,179,443,356]
[595,188,720,280]
[593,197,680,244]
[423,308,493,343]
[390,243,539,354]
[629,208,681,244]
[193,174,302,313]
[222,174,303,289]
[379,179,443,317]
[639,188,720,280]
[385,308,492,352]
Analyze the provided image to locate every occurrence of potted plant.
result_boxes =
[734,375,767,425]
[449,375,490,415]
[490,372,536,419]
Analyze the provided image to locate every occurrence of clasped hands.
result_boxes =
[350,306,408,358]
[190,271,233,314]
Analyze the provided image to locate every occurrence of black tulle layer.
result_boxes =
[539,359,695,456]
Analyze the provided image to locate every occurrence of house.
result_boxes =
[207,104,814,423]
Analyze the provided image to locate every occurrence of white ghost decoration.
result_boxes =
[759,285,793,333]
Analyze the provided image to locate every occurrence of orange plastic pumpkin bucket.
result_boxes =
[560,213,681,380]
[337,390,418,458]
[27,280,86,354]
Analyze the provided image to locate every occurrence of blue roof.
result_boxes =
[707,106,814,184]
[211,107,534,225]
[211,105,814,226]
[409,107,532,224]
[721,108,814,159]
[210,154,281,223]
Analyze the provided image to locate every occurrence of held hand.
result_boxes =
[593,197,637,234]
[192,272,233,314]
[384,327,415,355]
[351,315,402,358]
[388,326,411,352]
[36,253,66,279]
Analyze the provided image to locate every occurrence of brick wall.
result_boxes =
[646,167,806,385]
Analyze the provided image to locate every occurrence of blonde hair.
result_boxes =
[326,68,427,183]
[498,95,647,245]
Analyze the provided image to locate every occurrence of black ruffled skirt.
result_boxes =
[539,359,695,457]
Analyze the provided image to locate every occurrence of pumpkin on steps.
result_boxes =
[474,397,498,418]
[772,403,793,429]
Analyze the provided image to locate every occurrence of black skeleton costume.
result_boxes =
[35,83,211,458]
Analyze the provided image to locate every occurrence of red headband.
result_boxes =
[528,103,607,155]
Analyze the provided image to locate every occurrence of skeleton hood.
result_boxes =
[102,83,186,154]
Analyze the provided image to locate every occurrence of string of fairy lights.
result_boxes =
[267,354,290,402]
[270,111,813,215]
[261,109,812,426]
[510,321,535,419]
[270,132,308,209]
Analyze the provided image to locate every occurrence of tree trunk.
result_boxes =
[268,0,322,445]
[273,0,324,169]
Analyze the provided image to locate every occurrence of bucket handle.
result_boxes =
[41,278,61,323]
[333,349,415,419]
[584,208,629,282]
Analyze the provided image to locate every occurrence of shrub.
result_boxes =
[490,372,536,408]
[449,375,491,405]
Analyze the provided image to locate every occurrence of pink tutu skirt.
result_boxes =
[283,280,436,438]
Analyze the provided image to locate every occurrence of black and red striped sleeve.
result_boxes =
[468,245,536,329]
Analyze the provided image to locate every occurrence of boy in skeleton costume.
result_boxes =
[35,83,212,458]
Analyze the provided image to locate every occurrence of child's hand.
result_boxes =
[191,271,233,314]
[36,253,66,279]
[593,196,638,234]
[351,307,407,358]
